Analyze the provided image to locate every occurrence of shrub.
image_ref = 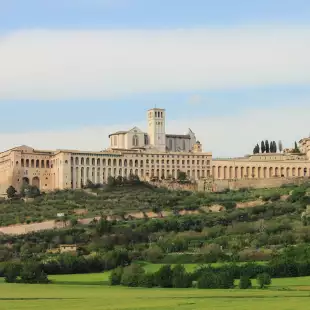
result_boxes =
[4,262,20,283]
[239,275,252,289]
[121,264,145,287]
[257,273,271,289]
[109,267,123,286]
[139,273,155,288]
[172,264,191,288]
[155,265,173,288]
[20,261,49,284]
[197,271,217,289]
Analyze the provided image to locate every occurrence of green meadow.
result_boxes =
[2,270,310,310]
[1,281,310,310]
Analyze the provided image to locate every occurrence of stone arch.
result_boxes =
[252,167,256,178]
[223,166,227,179]
[235,167,239,179]
[292,167,296,177]
[275,167,279,177]
[269,167,273,178]
[92,158,95,166]
[135,160,138,167]
[102,158,106,166]
[229,167,233,179]
[298,167,302,177]
[31,159,34,168]
[129,160,133,167]
[81,157,85,165]
[258,167,262,178]
[286,167,290,177]
[26,159,29,168]
[86,158,90,165]
[217,166,222,179]
[280,167,285,177]
[75,157,79,165]
[22,177,29,185]
[113,159,117,166]
[140,160,144,167]
[241,167,245,178]
[97,158,100,166]
[108,159,111,166]
[246,167,250,178]
[32,176,40,188]
[41,160,45,168]
[119,159,122,166]
[263,167,267,178]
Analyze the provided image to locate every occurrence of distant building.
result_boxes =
[0,108,309,195]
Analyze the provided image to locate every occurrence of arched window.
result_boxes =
[133,135,139,147]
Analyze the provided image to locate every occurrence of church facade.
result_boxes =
[0,107,310,196]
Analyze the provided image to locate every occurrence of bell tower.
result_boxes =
[147,108,166,152]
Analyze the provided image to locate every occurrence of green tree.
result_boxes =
[138,273,155,288]
[177,171,187,181]
[265,140,270,153]
[172,264,191,288]
[107,176,116,187]
[155,265,173,288]
[197,271,217,289]
[20,261,49,284]
[4,262,20,283]
[239,275,252,289]
[261,141,266,153]
[6,186,17,199]
[121,264,145,287]
[273,141,277,153]
[109,266,123,286]
[294,141,300,153]
[256,273,271,289]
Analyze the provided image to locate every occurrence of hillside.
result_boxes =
[1,181,310,268]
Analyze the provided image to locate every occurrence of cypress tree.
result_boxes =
[265,140,270,153]
[274,141,277,153]
[261,141,266,153]
[278,140,283,153]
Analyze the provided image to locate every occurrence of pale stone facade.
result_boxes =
[0,107,310,196]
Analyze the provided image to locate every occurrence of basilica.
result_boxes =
[0,107,310,195]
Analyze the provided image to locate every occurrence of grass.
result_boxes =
[2,267,310,309]
[1,282,310,310]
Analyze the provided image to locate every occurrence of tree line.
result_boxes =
[253,140,283,154]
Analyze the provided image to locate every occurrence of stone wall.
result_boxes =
[212,177,309,192]
[150,180,197,191]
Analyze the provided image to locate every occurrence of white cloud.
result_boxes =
[0,26,310,100]
[1,102,309,157]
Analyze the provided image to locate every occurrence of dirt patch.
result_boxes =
[280,195,290,201]
[236,200,263,209]
[74,209,88,215]
[178,210,200,215]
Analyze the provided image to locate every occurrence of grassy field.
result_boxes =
[2,282,310,310]
[2,270,310,309]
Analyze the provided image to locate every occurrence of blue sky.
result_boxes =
[0,0,310,156]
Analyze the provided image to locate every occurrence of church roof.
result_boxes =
[166,134,191,139]
[109,131,128,137]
